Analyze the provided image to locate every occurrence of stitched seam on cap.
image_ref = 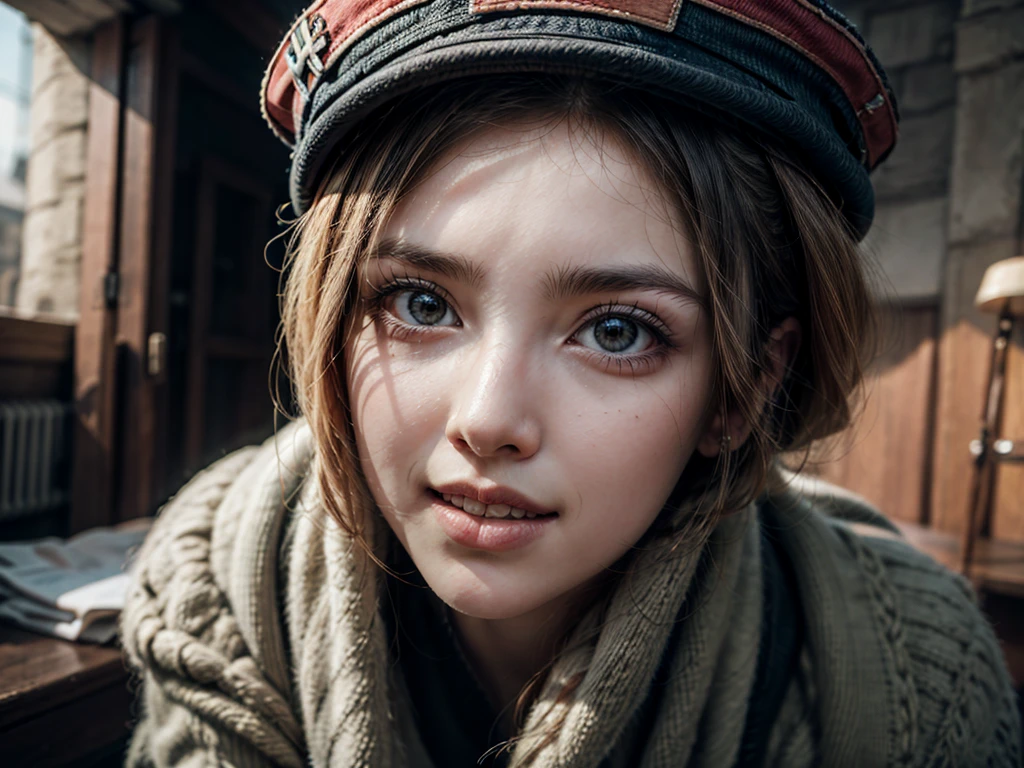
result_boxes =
[469,0,686,33]
[260,0,328,145]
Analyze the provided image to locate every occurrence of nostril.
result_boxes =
[446,410,541,460]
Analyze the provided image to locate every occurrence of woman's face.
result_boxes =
[345,118,716,621]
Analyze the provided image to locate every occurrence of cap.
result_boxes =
[261,0,899,238]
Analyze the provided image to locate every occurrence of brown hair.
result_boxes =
[277,73,879,751]
[279,74,877,551]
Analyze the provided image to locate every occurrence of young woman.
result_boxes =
[121,1,1022,766]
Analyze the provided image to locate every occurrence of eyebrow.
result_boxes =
[540,262,705,308]
[371,238,705,308]
[372,238,486,288]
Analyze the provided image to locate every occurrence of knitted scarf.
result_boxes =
[120,422,1021,768]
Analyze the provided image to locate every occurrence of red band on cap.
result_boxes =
[692,0,897,168]
[471,0,685,32]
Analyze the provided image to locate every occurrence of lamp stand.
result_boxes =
[962,309,1016,576]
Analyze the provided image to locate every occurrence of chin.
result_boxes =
[426,561,556,621]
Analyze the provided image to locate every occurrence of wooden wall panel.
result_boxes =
[0,313,74,400]
[930,30,1024,544]
[992,321,1024,542]
[807,305,938,525]
[929,243,1018,538]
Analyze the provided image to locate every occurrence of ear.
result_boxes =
[696,316,802,458]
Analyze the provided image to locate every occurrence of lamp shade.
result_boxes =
[975,256,1024,315]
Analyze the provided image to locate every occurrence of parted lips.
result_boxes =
[260,0,899,237]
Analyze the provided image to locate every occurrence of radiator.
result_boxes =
[0,401,70,521]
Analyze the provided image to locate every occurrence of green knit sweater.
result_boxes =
[120,423,1021,767]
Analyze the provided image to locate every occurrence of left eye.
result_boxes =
[391,289,459,326]
[577,316,653,354]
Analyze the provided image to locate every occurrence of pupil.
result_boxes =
[408,292,446,324]
[595,318,637,352]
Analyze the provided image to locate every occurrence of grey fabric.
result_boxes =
[121,421,1022,767]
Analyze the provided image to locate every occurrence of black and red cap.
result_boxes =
[260,0,899,238]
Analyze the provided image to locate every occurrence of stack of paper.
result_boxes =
[0,519,152,643]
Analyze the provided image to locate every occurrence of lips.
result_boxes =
[427,482,557,551]
[428,490,556,552]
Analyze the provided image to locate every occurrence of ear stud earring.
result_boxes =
[720,434,732,452]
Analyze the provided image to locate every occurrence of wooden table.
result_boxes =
[894,522,1024,599]
[0,625,133,766]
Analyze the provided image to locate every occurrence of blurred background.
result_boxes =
[0,0,1021,762]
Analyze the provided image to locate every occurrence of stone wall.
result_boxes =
[13,25,90,318]
[834,0,961,303]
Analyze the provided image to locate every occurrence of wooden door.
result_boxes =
[71,15,179,531]
[184,157,276,473]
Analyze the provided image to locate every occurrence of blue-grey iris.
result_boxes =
[408,292,446,325]
[594,317,637,352]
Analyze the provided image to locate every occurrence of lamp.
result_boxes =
[962,256,1024,576]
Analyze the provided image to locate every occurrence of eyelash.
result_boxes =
[365,276,677,374]
[573,301,676,374]
[366,275,460,341]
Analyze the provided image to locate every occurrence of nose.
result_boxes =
[445,335,542,460]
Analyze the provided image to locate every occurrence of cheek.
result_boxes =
[345,325,446,483]
[555,370,711,527]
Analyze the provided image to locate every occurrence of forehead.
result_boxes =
[383,119,702,294]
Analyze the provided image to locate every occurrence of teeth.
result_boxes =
[438,490,547,520]
[462,498,485,516]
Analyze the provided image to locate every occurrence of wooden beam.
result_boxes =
[0,312,74,400]
[114,16,179,521]
[69,18,123,535]
[6,1,179,38]
[0,312,74,364]
[5,0,99,37]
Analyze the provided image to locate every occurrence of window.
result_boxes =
[0,4,31,308]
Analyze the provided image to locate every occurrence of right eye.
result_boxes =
[390,289,459,327]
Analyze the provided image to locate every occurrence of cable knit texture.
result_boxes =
[120,422,1022,767]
